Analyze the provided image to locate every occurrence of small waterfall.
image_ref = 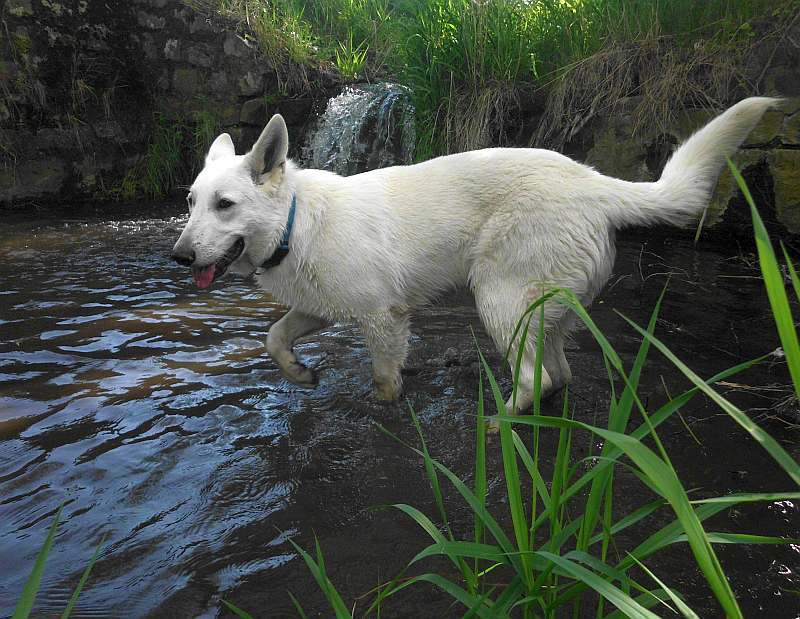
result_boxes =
[303,83,415,176]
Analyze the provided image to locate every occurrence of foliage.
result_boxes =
[203,0,792,159]
[96,103,221,201]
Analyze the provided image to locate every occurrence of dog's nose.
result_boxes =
[171,250,195,267]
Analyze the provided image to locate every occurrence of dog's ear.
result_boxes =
[206,133,235,164]
[245,114,288,184]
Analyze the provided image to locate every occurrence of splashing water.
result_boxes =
[302,83,415,176]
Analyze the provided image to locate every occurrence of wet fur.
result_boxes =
[173,97,779,413]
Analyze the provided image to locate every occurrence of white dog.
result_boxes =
[172,97,777,414]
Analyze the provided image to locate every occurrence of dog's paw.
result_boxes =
[374,377,402,402]
[282,362,318,389]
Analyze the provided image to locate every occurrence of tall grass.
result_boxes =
[203,0,788,158]
[281,164,800,616]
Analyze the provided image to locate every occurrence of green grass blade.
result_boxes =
[477,348,533,588]
[690,492,800,505]
[626,554,699,619]
[221,600,255,619]
[474,363,487,566]
[494,414,743,617]
[287,537,351,618]
[512,431,551,509]
[729,159,800,401]
[535,551,661,619]
[781,243,800,305]
[679,532,799,545]
[375,573,495,618]
[587,498,667,547]
[621,313,800,486]
[61,534,107,619]
[13,505,63,619]
[287,592,309,619]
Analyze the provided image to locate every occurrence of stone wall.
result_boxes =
[0,0,339,206]
[574,97,800,236]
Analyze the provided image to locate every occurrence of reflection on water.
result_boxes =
[0,205,798,617]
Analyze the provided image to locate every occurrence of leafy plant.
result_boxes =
[335,35,369,81]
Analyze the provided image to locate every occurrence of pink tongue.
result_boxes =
[192,264,216,289]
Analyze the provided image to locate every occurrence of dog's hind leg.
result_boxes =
[543,328,571,393]
[267,308,327,387]
[360,308,410,402]
[473,278,555,417]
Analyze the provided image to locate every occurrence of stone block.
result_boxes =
[237,71,262,96]
[186,44,213,68]
[223,33,249,58]
[770,149,800,234]
[706,149,768,226]
[207,71,229,96]
[137,11,166,30]
[164,38,181,61]
[783,112,800,146]
[744,110,783,146]
[240,98,266,126]
[173,68,201,95]
[1,158,67,203]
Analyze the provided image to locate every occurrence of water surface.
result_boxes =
[0,205,797,617]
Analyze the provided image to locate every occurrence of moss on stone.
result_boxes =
[707,149,768,226]
[585,124,650,182]
[770,149,800,234]
[744,110,784,146]
[782,112,800,146]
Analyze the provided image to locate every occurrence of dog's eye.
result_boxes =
[186,194,193,211]
[218,198,234,210]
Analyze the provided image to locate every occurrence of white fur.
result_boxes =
[173,97,779,411]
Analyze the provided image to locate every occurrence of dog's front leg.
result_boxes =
[360,309,410,402]
[267,308,327,387]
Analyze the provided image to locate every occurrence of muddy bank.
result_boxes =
[0,204,797,617]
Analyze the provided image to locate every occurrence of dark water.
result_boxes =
[0,205,798,618]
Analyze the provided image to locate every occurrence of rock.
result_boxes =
[173,68,202,95]
[164,38,180,61]
[707,149,768,226]
[94,120,123,140]
[782,112,800,146]
[744,110,783,146]
[140,33,158,59]
[237,71,263,96]
[585,122,650,182]
[443,347,460,366]
[770,149,800,233]
[186,44,213,68]
[240,98,266,126]
[207,71,229,96]
[136,11,166,30]
[7,0,33,17]
[1,158,67,203]
[223,33,249,58]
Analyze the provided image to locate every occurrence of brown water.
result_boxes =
[0,204,798,618]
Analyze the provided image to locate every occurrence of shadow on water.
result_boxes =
[0,204,798,617]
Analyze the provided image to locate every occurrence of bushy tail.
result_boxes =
[607,97,780,228]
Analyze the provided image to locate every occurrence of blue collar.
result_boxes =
[261,194,296,269]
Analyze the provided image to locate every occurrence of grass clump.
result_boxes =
[97,105,221,201]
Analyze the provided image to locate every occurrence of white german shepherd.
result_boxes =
[172,97,777,414]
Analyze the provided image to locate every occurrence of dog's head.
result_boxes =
[171,114,293,288]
